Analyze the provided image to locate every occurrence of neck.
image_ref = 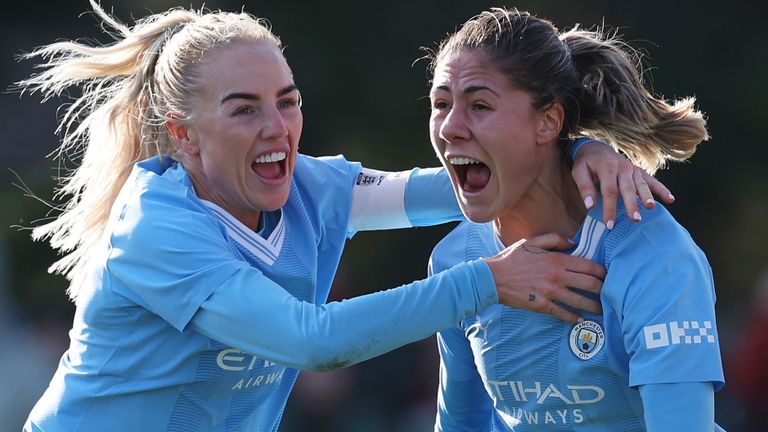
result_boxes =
[183,160,262,231]
[494,158,586,247]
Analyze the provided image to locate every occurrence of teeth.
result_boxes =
[448,157,482,166]
[254,151,287,163]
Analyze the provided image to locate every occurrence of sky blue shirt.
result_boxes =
[24,154,498,432]
[432,198,725,431]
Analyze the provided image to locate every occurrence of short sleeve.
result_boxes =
[292,154,361,238]
[603,213,724,389]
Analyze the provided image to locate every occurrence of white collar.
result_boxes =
[201,200,286,266]
[491,214,605,260]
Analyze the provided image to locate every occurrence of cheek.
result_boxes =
[429,114,442,135]
[429,119,444,150]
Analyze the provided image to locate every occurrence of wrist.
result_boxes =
[567,137,610,162]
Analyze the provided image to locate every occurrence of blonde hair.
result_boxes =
[17,0,281,299]
[429,8,708,174]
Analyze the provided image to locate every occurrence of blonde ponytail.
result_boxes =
[17,0,280,298]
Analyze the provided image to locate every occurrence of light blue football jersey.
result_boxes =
[25,154,497,432]
[432,198,724,431]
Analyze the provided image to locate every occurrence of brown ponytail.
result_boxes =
[562,28,708,173]
[429,7,709,174]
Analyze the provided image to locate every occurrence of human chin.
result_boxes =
[254,184,291,211]
[458,198,496,223]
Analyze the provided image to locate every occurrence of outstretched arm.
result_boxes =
[189,232,604,371]
[348,139,676,233]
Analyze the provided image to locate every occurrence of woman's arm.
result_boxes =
[347,166,461,232]
[347,139,676,232]
[190,259,497,371]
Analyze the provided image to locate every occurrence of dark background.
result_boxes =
[1,0,766,430]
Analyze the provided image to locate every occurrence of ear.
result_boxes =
[536,102,565,144]
[165,113,198,155]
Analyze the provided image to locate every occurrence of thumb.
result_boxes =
[524,232,574,251]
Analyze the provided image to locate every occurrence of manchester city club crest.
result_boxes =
[569,320,605,360]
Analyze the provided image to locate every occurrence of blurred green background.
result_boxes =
[1,0,766,430]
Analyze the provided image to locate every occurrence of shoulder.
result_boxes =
[293,153,363,185]
[430,221,493,274]
[598,197,713,302]
[110,158,225,253]
[597,197,705,266]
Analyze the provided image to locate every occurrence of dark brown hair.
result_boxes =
[429,7,708,174]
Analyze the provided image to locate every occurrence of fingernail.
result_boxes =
[606,220,614,230]
[577,317,584,323]
[633,211,642,221]
[645,198,655,207]
[584,196,594,209]
[567,238,576,245]
[668,193,675,201]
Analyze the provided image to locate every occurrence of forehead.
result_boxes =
[196,41,294,98]
[431,49,508,92]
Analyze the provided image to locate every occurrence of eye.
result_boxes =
[471,102,491,111]
[431,99,450,111]
[233,106,255,116]
[277,96,300,110]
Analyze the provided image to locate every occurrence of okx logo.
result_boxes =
[643,320,715,349]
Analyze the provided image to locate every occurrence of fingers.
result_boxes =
[543,303,583,324]
[525,288,601,323]
[560,253,606,281]
[595,166,619,230]
[562,269,603,296]
[634,170,656,210]
[557,286,603,315]
[619,167,642,222]
[571,163,598,211]
[487,243,606,323]
[643,171,675,204]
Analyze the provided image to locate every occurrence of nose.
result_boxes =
[260,106,289,139]
[438,105,470,143]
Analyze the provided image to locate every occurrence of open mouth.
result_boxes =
[449,156,491,193]
[251,151,288,181]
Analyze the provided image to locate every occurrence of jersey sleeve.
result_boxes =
[435,327,494,432]
[638,382,720,431]
[190,258,498,371]
[429,225,493,432]
[106,174,243,331]
[603,211,724,389]
[108,169,499,371]
[347,165,463,233]
[565,137,612,163]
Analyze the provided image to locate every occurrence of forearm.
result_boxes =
[404,167,463,226]
[190,260,497,371]
[347,167,462,232]
[639,382,716,431]
[348,139,598,233]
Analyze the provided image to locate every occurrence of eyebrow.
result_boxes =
[432,84,499,97]
[220,84,299,104]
